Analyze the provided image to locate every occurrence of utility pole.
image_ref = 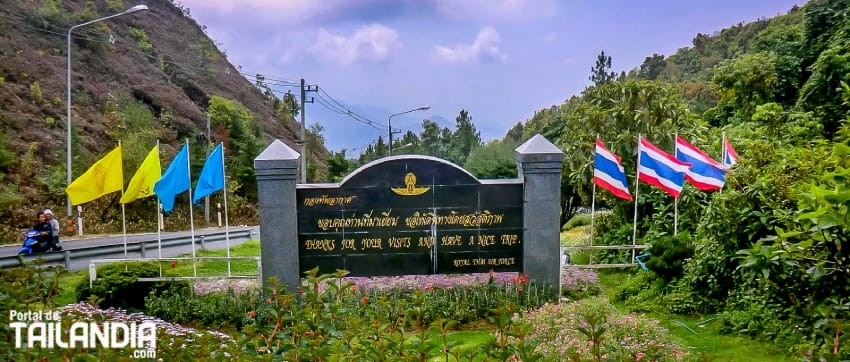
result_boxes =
[299,79,316,183]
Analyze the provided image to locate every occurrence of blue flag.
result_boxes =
[193,144,224,204]
[154,144,190,212]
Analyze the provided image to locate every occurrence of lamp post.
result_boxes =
[66,4,148,218]
[388,106,429,156]
[394,143,413,152]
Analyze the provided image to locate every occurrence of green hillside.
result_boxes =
[472,0,849,358]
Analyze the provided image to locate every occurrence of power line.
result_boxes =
[315,86,385,130]
[5,12,392,140]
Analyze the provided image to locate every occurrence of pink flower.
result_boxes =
[636,352,645,361]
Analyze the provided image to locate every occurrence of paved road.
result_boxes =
[0,226,259,271]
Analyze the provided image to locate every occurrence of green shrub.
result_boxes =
[645,232,694,284]
[0,262,66,361]
[146,286,260,331]
[521,297,692,361]
[75,261,187,311]
[612,271,669,313]
[29,81,43,103]
[567,250,590,265]
[105,0,124,11]
[32,0,65,24]
[563,213,592,230]
[128,27,154,55]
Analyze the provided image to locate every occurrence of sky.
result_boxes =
[178,0,807,154]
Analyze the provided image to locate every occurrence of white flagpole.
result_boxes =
[185,139,197,277]
[118,140,128,258]
[721,132,727,191]
[673,133,678,237]
[221,143,232,277]
[590,134,598,266]
[155,140,162,259]
[631,134,641,264]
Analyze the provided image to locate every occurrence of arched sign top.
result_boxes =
[338,155,480,189]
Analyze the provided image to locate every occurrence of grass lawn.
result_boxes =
[597,271,796,362]
[164,240,261,277]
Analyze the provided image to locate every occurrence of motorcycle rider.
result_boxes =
[42,208,62,251]
[32,211,53,252]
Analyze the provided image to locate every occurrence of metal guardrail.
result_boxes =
[0,228,256,270]
[560,244,650,269]
[88,256,262,287]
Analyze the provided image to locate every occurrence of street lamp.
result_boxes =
[393,142,414,153]
[388,106,429,156]
[66,4,148,218]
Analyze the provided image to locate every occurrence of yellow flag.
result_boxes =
[120,145,161,204]
[66,145,123,205]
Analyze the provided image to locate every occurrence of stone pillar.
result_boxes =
[515,134,564,289]
[254,139,300,292]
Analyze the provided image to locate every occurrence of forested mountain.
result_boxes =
[0,0,327,241]
[468,0,850,357]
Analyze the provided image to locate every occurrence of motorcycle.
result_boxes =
[17,229,52,255]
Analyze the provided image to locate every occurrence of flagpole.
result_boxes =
[721,132,726,191]
[631,134,641,264]
[221,143,232,277]
[590,134,598,266]
[673,133,678,237]
[117,140,128,258]
[185,138,197,277]
[590,182,596,265]
[155,140,162,259]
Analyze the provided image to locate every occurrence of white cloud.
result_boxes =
[187,0,330,19]
[432,27,508,64]
[307,25,402,66]
[434,0,557,22]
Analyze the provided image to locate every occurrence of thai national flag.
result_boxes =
[594,139,632,200]
[638,137,691,198]
[675,136,726,191]
[723,137,739,167]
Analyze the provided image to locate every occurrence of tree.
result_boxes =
[276,90,299,119]
[419,120,442,157]
[448,109,482,165]
[589,50,617,86]
[208,96,263,199]
[796,42,850,139]
[710,52,778,124]
[555,79,696,230]
[464,139,518,179]
[327,149,353,182]
[396,130,421,154]
[505,122,524,142]
[637,54,666,80]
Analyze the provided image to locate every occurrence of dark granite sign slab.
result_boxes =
[297,156,523,276]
